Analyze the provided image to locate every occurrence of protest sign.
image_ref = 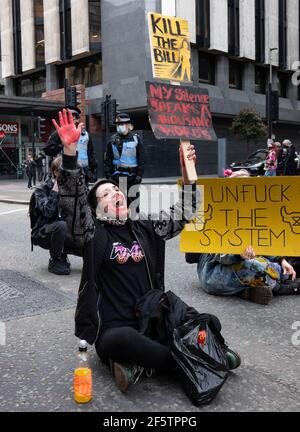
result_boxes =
[148,12,192,82]
[180,177,300,256]
[146,81,217,141]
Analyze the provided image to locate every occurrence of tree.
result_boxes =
[231,108,267,153]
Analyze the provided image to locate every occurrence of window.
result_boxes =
[279,0,287,69]
[278,71,289,98]
[12,0,22,75]
[34,0,45,68]
[255,0,265,63]
[228,0,240,56]
[15,72,46,98]
[255,66,267,94]
[196,0,210,48]
[89,0,101,51]
[65,54,102,87]
[229,59,243,89]
[60,0,72,60]
[198,51,215,84]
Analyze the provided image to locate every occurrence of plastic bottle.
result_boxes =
[73,340,93,404]
[197,329,207,346]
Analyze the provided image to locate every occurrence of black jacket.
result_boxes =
[44,130,98,173]
[58,155,200,345]
[104,132,146,179]
[32,177,61,242]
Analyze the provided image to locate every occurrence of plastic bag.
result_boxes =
[172,317,229,406]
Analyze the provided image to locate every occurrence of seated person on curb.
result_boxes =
[54,109,241,394]
[187,168,300,305]
[186,246,300,305]
[31,156,82,276]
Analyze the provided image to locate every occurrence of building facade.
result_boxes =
[1,0,300,178]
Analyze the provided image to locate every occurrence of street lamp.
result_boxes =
[267,47,278,139]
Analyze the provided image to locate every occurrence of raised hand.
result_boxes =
[240,246,256,260]
[52,109,83,156]
[179,143,197,185]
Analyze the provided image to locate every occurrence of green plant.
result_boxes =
[231,108,267,152]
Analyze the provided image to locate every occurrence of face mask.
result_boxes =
[117,125,127,135]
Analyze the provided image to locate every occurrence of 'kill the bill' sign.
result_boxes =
[148,12,192,82]
[146,81,217,141]
[180,177,300,256]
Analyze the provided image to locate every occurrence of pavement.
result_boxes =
[0,179,299,413]
[0,177,204,205]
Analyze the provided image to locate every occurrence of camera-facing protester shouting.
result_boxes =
[53,110,241,399]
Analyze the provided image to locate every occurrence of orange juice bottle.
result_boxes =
[74,340,92,404]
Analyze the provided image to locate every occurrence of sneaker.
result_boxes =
[275,279,300,296]
[48,257,71,275]
[225,348,241,370]
[237,285,273,305]
[110,360,144,392]
[61,253,71,268]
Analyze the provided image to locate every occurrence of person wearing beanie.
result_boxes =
[104,112,146,212]
[43,106,98,183]
[53,109,242,395]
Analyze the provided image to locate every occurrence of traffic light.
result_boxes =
[37,117,46,139]
[66,86,81,107]
[108,99,120,127]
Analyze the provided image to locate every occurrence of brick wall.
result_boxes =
[42,84,86,125]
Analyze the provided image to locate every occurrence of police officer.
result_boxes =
[104,113,146,211]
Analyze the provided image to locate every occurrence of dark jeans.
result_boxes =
[35,220,82,259]
[95,326,174,371]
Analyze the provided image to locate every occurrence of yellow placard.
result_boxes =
[180,177,300,256]
[148,12,192,82]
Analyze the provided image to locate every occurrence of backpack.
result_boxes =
[29,191,41,250]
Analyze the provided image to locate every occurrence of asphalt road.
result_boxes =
[0,200,299,413]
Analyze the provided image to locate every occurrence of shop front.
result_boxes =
[0,96,64,179]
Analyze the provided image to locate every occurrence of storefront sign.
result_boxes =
[146,81,216,141]
[181,177,300,256]
[0,122,19,136]
[148,12,192,82]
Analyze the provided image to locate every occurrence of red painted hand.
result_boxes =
[0,131,6,140]
[52,109,83,155]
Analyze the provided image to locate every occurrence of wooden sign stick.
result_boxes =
[180,139,198,183]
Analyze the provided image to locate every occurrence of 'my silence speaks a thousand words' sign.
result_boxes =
[146,81,217,142]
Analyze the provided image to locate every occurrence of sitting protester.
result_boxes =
[30,156,81,275]
[53,109,241,397]
[186,246,300,305]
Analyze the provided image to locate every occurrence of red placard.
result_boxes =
[0,121,19,135]
[146,81,216,141]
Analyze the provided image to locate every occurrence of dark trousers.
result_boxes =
[95,327,174,371]
[27,171,36,188]
[35,220,82,259]
[37,167,44,182]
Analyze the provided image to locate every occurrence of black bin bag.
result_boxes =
[172,316,229,406]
